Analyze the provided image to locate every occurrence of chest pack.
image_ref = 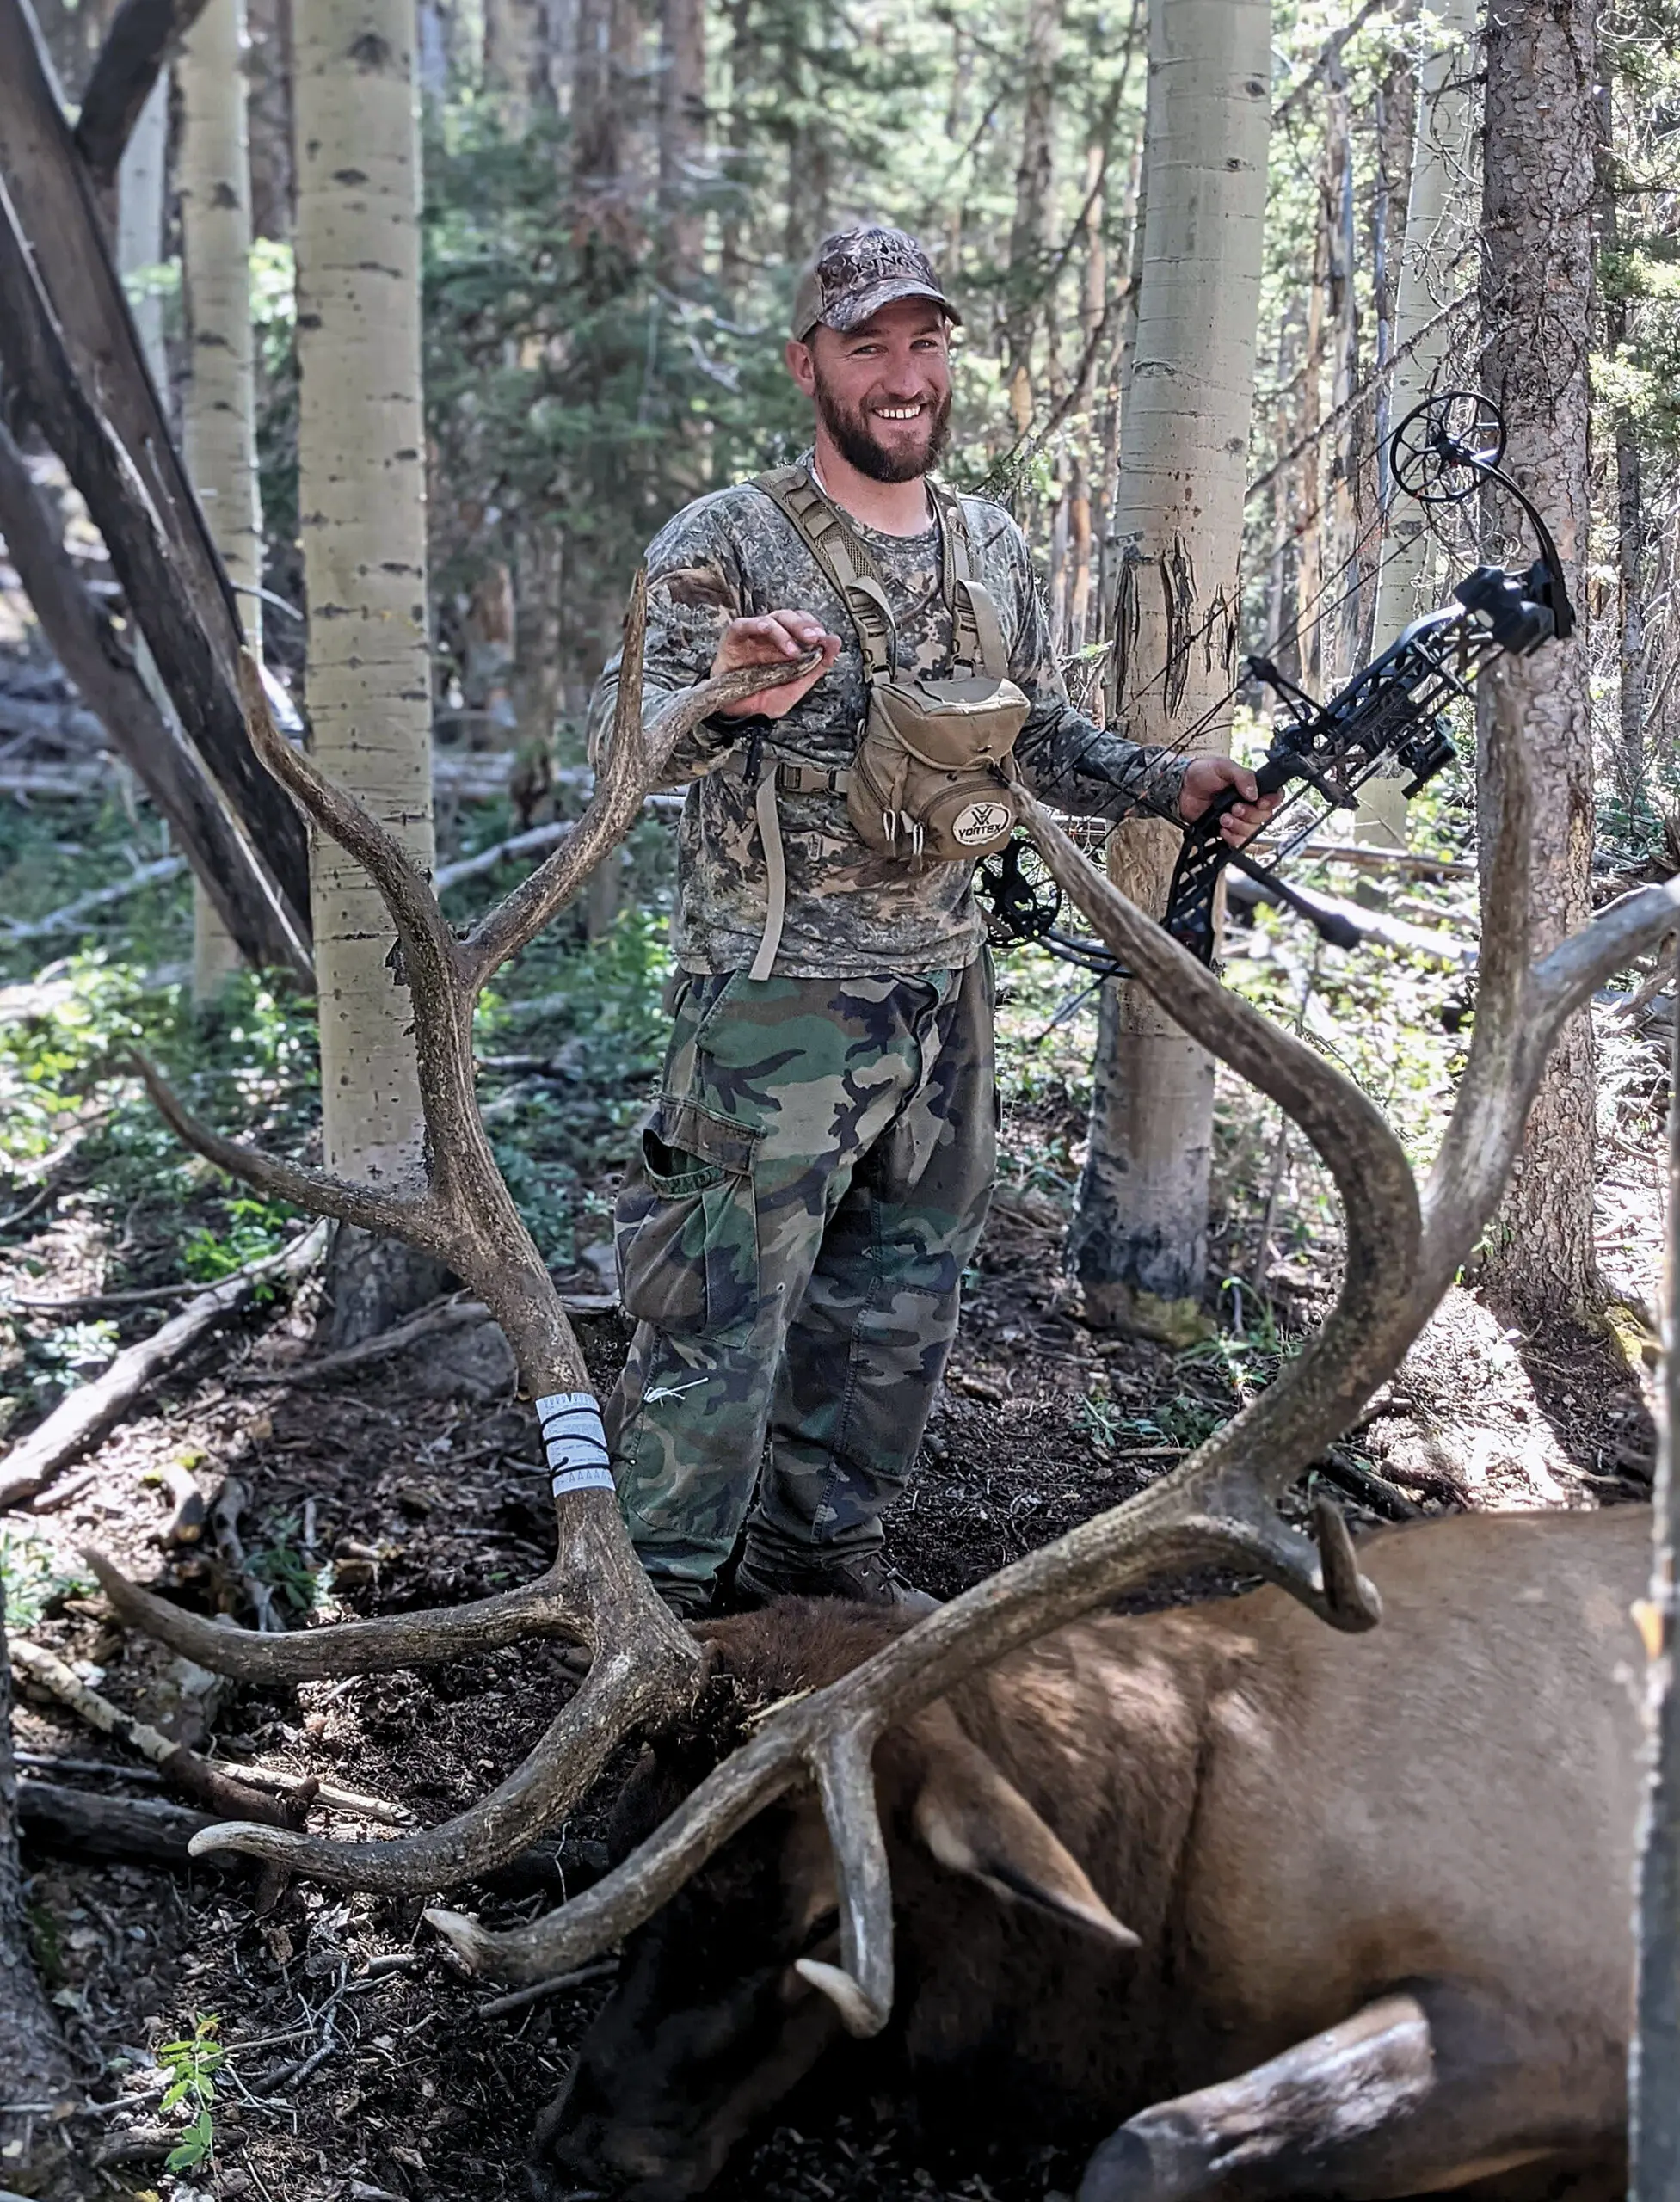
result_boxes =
[738,467,1030,978]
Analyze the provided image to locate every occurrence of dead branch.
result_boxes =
[3,1223,329,1512]
[6,1637,313,1833]
[213,1475,281,1633]
[18,1778,218,1867]
[0,423,302,975]
[0,0,311,940]
[74,0,217,191]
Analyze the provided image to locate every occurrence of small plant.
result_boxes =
[0,1526,95,1628]
[157,2014,224,2174]
[181,1193,300,1285]
[246,1516,332,1617]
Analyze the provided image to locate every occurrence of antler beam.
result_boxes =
[91,587,821,1892]
[427,717,1680,2018]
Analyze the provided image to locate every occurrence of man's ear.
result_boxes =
[906,1707,1140,1950]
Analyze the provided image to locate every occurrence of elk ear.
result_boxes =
[908,1710,1140,1950]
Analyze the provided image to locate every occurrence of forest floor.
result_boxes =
[3,1070,1663,2202]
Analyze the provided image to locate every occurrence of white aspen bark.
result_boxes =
[179,0,263,1001]
[1069,0,1271,1341]
[116,73,169,392]
[1360,0,1476,845]
[294,0,435,1202]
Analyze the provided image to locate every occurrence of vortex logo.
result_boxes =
[951,801,1010,846]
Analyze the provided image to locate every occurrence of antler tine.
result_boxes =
[235,652,467,1032]
[1417,687,1680,1307]
[465,571,822,990]
[83,1547,581,1679]
[127,1048,432,1246]
[95,639,715,1889]
[186,1602,696,1889]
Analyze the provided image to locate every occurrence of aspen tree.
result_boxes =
[179,0,264,1001]
[1360,0,1476,845]
[295,0,440,1338]
[116,74,169,385]
[1068,0,1271,1341]
[1476,0,1597,1317]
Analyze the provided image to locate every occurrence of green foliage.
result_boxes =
[181,1195,299,1284]
[245,1515,333,1617]
[157,2015,224,2174]
[0,1527,95,1628]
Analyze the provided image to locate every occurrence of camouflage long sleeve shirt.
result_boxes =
[587,467,1189,977]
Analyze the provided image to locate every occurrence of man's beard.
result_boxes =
[813,375,952,483]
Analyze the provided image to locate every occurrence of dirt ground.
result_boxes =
[2,1109,1662,2202]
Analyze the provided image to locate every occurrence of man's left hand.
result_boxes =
[1178,757,1281,847]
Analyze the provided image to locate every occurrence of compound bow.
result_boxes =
[978,391,1574,973]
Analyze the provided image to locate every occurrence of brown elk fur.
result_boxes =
[539,1507,1645,2202]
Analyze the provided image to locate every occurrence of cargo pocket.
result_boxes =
[614,1096,761,1335]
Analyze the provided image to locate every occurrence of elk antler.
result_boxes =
[88,583,823,1892]
[427,691,1680,2031]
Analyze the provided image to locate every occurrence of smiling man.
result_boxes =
[589,225,1275,1619]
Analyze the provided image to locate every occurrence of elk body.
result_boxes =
[543,1504,1645,2202]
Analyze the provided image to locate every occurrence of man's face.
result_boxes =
[786,301,953,483]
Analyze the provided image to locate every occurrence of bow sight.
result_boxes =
[979,390,1575,973]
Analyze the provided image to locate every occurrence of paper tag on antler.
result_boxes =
[536,1393,615,1497]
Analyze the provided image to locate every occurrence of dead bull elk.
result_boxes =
[541,1506,1645,2202]
[84,599,1679,2193]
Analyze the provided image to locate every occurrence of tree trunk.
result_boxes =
[115,67,168,384]
[1004,0,1062,434]
[179,0,263,1002]
[1362,0,1476,849]
[572,0,641,242]
[293,0,442,1338]
[1068,0,1271,1342]
[1474,0,1597,1319]
[0,1583,75,2154]
[484,0,550,132]
[1632,981,1680,2197]
[655,0,704,288]
[247,0,294,239]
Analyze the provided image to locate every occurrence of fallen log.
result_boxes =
[17,1778,218,1866]
[2,1221,329,1510]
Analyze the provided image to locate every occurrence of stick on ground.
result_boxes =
[2,1220,328,1510]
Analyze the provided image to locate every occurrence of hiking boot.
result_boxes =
[733,1547,939,1616]
[649,1577,712,1621]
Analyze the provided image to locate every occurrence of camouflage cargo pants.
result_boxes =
[605,955,995,1599]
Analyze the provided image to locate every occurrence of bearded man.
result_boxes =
[589,225,1275,1619]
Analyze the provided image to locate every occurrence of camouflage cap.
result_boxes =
[791,226,961,342]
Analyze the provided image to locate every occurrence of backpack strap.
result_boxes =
[754,466,896,680]
[928,479,1012,682]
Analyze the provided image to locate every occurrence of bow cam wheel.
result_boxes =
[976,838,1061,948]
[1389,391,1506,506]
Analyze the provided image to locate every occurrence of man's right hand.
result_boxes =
[710,611,840,719]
